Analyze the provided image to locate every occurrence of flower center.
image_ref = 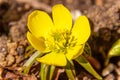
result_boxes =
[45,30,77,53]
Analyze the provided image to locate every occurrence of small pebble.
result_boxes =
[15,56,23,64]
[117,75,120,80]
[0,53,5,61]
[0,61,7,67]
[24,4,31,10]
[66,0,73,4]
[71,10,82,21]
[102,63,115,76]
[0,68,3,79]
[115,68,120,75]
[104,73,115,80]
[83,76,91,80]
[6,55,15,66]
[17,6,22,12]
[7,42,18,56]
[17,45,24,55]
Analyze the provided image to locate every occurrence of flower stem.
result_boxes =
[40,64,49,80]
[65,60,76,80]
[23,51,43,74]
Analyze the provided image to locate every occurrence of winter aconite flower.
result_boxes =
[27,4,91,66]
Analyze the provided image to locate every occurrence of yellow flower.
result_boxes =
[27,4,91,66]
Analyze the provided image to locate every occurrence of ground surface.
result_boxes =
[0,0,120,80]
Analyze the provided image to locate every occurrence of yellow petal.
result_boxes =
[66,45,84,60]
[37,52,67,66]
[72,16,91,45]
[27,10,53,38]
[52,4,72,31]
[72,44,85,59]
[27,32,46,52]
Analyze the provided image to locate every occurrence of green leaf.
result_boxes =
[105,39,120,66]
[23,51,43,74]
[25,45,33,52]
[24,46,36,58]
[108,39,120,57]
[75,55,102,79]
[65,61,76,80]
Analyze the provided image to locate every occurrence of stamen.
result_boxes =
[45,30,77,54]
